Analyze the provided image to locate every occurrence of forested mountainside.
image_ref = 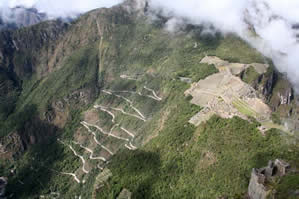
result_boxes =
[0,1,298,198]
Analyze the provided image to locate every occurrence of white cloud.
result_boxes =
[150,0,247,34]
[148,0,299,91]
[1,0,299,91]
[0,0,122,18]
[35,0,123,18]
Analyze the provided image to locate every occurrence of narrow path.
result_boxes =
[58,139,89,174]
[108,124,130,141]
[95,106,138,150]
[82,121,129,141]
[72,141,107,162]
[120,75,138,81]
[97,165,104,171]
[144,86,162,101]
[60,172,81,184]
[98,105,116,123]
[81,122,114,155]
[102,90,146,120]
[125,144,134,150]
[97,106,136,139]
[129,142,137,150]
[104,89,162,102]
[125,142,137,151]
[50,168,81,184]
[120,127,135,138]
[94,105,146,122]
[82,121,108,135]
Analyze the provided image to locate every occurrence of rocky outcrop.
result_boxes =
[292,24,299,41]
[278,88,293,105]
[63,89,96,106]
[248,159,291,199]
[44,88,97,127]
[0,19,69,79]
[260,71,276,99]
[117,189,132,199]
[0,132,24,160]
[0,177,7,198]
[0,114,58,161]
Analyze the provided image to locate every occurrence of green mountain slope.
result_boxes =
[0,1,298,198]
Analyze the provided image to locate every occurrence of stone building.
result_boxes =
[248,159,291,199]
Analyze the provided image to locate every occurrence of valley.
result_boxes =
[0,1,298,198]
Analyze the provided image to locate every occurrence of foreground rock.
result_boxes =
[0,177,7,199]
[117,189,132,199]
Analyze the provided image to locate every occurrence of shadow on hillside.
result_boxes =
[186,25,222,50]
[107,149,161,198]
[4,104,65,198]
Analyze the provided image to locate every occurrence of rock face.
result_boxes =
[248,168,273,199]
[0,177,7,198]
[0,132,24,160]
[248,159,291,199]
[278,88,293,105]
[117,189,132,199]
[260,71,276,99]
[0,19,68,79]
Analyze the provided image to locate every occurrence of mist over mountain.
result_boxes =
[0,0,298,198]
[1,0,298,92]
[0,6,47,29]
[0,0,122,29]
[147,0,299,92]
[0,0,123,17]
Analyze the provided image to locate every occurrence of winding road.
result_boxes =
[72,141,107,162]
[94,105,146,122]
[144,86,162,101]
[81,122,114,155]
[58,139,89,174]
[102,90,146,120]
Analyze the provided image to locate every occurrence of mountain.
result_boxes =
[0,0,298,198]
[0,6,48,30]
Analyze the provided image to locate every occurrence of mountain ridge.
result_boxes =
[0,1,298,198]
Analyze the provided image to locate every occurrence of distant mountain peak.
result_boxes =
[0,6,47,30]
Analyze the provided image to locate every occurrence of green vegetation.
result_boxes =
[0,104,37,137]
[4,138,82,198]
[0,71,19,122]
[100,113,298,198]
[232,98,257,117]
[271,112,282,125]
[2,107,88,199]
[0,43,99,137]
[210,35,265,64]
[242,66,260,85]
[276,174,299,199]
[18,43,99,111]
[175,63,218,82]
[1,5,298,199]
